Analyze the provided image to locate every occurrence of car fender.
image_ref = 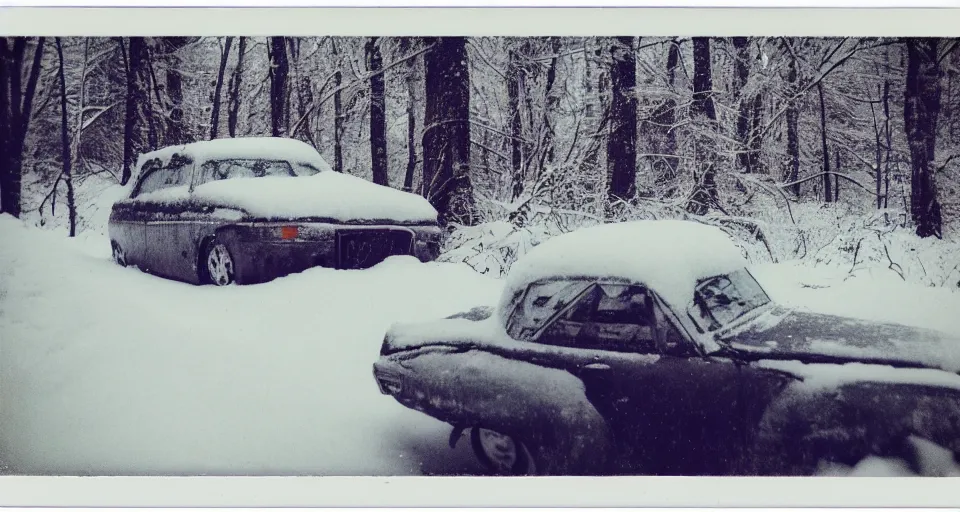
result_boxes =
[392,349,614,475]
[748,377,960,475]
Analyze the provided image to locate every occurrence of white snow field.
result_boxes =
[1,214,959,476]
[0,215,499,476]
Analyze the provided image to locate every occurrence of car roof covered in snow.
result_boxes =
[501,220,748,311]
[135,137,335,176]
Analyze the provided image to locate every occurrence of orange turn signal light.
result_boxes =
[280,226,299,240]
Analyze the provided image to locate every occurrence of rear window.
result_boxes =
[132,155,192,198]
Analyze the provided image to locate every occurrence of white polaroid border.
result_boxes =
[1,3,959,508]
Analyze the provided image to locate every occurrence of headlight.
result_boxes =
[373,361,404,395]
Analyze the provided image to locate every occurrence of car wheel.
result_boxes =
[470,427,535,475]
[112,242,127,267]
[204,241,236,286]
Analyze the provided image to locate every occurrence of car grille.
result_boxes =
[373,362,404,395]
[337,229,414,270]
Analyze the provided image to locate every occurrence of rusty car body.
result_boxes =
[372,220,960,475]
[108,137,441,285]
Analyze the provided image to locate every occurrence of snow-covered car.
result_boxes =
[108,137,441,285]
[372,220,960,476]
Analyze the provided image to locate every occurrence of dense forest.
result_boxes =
[1,36,958,284]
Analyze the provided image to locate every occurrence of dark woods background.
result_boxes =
[0,36,957,243]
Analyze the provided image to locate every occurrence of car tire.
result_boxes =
[111,242,127,267]
[470,427,535,475]
[203,240,236,286]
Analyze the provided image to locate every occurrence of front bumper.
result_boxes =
[219,222,441,284]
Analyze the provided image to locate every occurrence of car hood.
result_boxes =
[722,307,960,373]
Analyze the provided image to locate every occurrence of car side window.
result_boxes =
[652,299,697,357]
[506,280,591,341]
[538,283,657,353]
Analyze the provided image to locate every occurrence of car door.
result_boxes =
[569,290,747,475]
[140,156,195,278]
[121,162,175,269]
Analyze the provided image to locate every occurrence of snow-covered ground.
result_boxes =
[0,215,499,476]
[1,214,959,476]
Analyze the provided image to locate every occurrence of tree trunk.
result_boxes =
[122,37,152,185]
[732,37,752,171]
[507,45,524,199]
[835,148,841,202]
[691,38,717,121]
[332,38,344,173]
[227,36,246,138]
[747,91,764,174]
[400,37,418,193]
[687,37,719,215]
[883,73,892,209]
[732,38,764,175]
[0,37,45,218]
[817,82,832,202]
[540,36,562,171]
[366,37,388,186]
[422,37,475,226]
[649,39,680,181]
[904,38,943,238]
[159,37,191,145]
[606,36,637,206]
[0,40,9,214]
[141,41,160,149]
[785,51,801,196]
[289,39,315,146]
[267,37,289,138]
[210,37,232,140]
[54,38,76,237]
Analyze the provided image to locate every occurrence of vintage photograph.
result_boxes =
[1,29,960,478]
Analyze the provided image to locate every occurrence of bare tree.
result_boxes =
[209,37,233,139]
[687,37,719,215]
[267,37,289,137]
[0,37,45,217]
[647,38,680,180]
[539,36,562,171]
[54,37,76,237]
[399,37,419,192]
[422,37,475,225]
[331,38,344,172]
[817,82,833,202]
[607,36,637,206]
[507,41,524,199]
[731,37,763,174]
[158,37,193,145]
[784,42,802,196]
[226,36,245,138]
[904,38,944,238]
[120,37,152,185]
[366,37,388,186]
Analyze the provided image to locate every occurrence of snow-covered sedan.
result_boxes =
[108,137,441,285]
[373,220,960,476]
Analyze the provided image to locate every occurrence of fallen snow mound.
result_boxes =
[133,171,438,224]
[0,214,498,476]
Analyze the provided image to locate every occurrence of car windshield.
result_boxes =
[198,158,316,184]
[688,269,771,332]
